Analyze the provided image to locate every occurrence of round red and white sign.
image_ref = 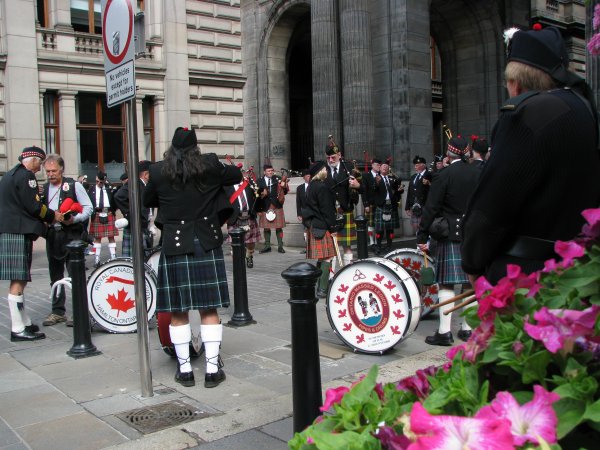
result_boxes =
[102,0,134,65]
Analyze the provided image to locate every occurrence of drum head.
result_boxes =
[384,248,439,316]
[87,258,157,333]
[145,246,162,276]
[326,258,420,354]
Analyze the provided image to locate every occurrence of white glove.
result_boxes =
[115,218,129,229]
[149,225,158,236]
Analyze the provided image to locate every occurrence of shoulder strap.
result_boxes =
[500,91,539,111]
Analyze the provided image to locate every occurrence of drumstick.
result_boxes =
[332,233,344,268]
[443,295,477,315]
[429,289,475,310]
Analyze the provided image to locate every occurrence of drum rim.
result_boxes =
[384,247,434,264]
[86,257,157,333]
[326,258,417,354]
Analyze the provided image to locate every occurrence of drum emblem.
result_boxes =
[347,282,389,333]
[106,287,135,316]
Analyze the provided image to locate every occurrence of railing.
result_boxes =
[546,0,559,12]
[41,30,56,50]
[75,33,103,55]
[432,80,442,97]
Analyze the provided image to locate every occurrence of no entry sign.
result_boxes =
[102,0,136,107]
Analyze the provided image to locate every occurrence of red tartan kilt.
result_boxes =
[89,213,119,238]
[258,208,286,229]
[307,229,336,260]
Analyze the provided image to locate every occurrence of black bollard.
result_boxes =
[66,240,101,359]
[282,262,322,433]
[228,228,255,326]
[355,215,369,259]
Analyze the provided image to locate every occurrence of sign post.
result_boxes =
[102,0,153,398]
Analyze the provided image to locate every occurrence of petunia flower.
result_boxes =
[554,240,585,268]
[524,305,600,354]
[407,402,514,450]
[589,33,600,56]
[397,366,438,399]
[476,385,560,446]
[477,276,516,320]
[582,207,600,240]
[374,425,411,450]
[320,386,349,412]
[446,318,495,362]
[595,4,600,30]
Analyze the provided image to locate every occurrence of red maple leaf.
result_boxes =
[339,284,349,293]
[401,258,411,268]
[343,323,352,331]
[428,285,439,294]
[423,296,434,306]
[373,273,384,283]
[334,295,345,304]
[411,261,422,271]
[392,293,403,303]
[391,325,401,335]
[338,309,347,318]
[393,310,405,319]
[356,334,365,344]
[384,279,396,290]
[106,288,135,317]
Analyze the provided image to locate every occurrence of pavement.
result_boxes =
[0,236,459,450]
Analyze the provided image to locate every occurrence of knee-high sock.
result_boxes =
[461,302,478,331]
[276,229,284,247]
[7,294,26,333]
[94,243,102,262]
[170,324,192,373]
[368,226,375,245]
[108,242,117,258]
[201,324,223,374]
[343,253,353,265]
[263,229,271,247]
[437,289,454,334]
[319,261,331,291]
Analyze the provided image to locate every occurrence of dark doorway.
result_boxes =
[287,14,313,172]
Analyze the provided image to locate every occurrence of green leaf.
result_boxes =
[553,397,586,439]
[521,350,551,384]
[583,398,600,422]
[310,429,379,450]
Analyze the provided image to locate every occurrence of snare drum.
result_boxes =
[87,258,157,333]
[384,248,439,317]
[326,258,421,354]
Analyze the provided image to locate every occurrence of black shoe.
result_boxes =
[278,247,285,254]
[204,369,226,388]
[425,331,454,346]
[374,246,382,256]
[246,257,254,268]
[259,247,271,254]
[174,367,195,387]
[25,323,40,333]
[457,329,472,341]
[11,329,46,342]
[316,288,327,299]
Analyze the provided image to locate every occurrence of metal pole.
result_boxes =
[66,240,101,359]
[281,262,322,433]
[228,228,255,326]
[125,99,153,397]
[355,215,368,259]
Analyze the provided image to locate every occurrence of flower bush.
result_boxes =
[289,208,600,450]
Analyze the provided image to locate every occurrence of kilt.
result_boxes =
[337,211,356,247]
[89,213,118,239]
[410,213,422,227]
[227,217,261,244]
[307,229,336,260]
[365,209,374,227]
[434,240,469,285]
[0,233,33,281]
[121,227,151,257]
[373,204,400,231]
[156,239,230,312]
[258,207,286,229]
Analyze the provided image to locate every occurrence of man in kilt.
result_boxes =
[405,156,432,235]
[372,162,404,255]
[144,127,242,388]
[257,164,288,254]
[0,147,58,341]
[361,158,381,251]
[324,137,361,266]
[88,171,118,266]
[302,161,340,298]
[225,169,261,268]
[113,160,153,257]
[417,136,480,346]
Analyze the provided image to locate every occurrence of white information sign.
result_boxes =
[102,0,135,107]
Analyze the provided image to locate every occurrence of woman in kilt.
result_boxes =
[416,136,480,346]
[143,127,242,388]
[302,161,340,298]
[0,147,58,341]
[371,163,404,255]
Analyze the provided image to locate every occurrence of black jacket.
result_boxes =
[224,182,259,225]
[405,170,431,211]
[361,170,378,207]
[296,182,308,217]
[0,163,55,237]
[113,179,150,228]
[302,179,338,233]
[143,154,242,255]
[371,175,403,208]
[256,175,287,209]
[325,161,359,212]
[88,184,116,216]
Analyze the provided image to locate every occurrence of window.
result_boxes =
[76,94,126,181]
[36,0,48,27]
[142,97,155,161]
[71,0,101,34]
[43,92,60,154]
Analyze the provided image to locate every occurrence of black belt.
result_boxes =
[504,235,556,261]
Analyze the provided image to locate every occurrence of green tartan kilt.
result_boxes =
[0,233,33,281]
[373,204,400,231]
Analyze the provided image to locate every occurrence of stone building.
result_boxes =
[0,0,588,184]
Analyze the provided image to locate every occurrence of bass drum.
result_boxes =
[145,246,161,276]
[384,248,439,317]
[87,258,157,333]
[156,312,203,358]
[326,257,421,354]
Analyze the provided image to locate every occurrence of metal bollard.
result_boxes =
[355,215,369,259]
[282,262,322,433]
[66,240,101,359]
[228,228,255,326]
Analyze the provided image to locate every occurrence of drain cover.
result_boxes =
[117,399,212,434]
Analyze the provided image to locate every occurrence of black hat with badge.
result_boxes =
[19,146,46,162]
[412,156,426,165]
[447,136,470,156]
[308,161,327,177]
[171,127,197,150]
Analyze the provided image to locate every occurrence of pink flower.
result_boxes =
[554,240,585,268]
[588,33,600,56]
[320,386,349,412]
[476,385,560,446]
[524,305,600,353]
[397,366,438,399]
[477,276,516,320]
[375,425,411,450]
[446,319,495,363]
[512,341,524,356]
[307,436,315,444]
[407,402,514,450]
[582,207,600,240]
[594,4,600,30]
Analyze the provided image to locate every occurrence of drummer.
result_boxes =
[301,161,340,298]
[143,127,242,388]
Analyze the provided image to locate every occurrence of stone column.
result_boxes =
[339,0,374,161]
[135,94,146,161]
[153,95,167,156]
[240,0,259,169]
[57,90,79,178]
[311,0,342,155]
[49,0,72,29]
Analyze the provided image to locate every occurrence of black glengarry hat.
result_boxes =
[19,146,46,162]
[171,127,197,150]
[447,136,470,156]
[413,156,426,164]
[308,161,326,177]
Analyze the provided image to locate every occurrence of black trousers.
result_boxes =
[46,225,82,315]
